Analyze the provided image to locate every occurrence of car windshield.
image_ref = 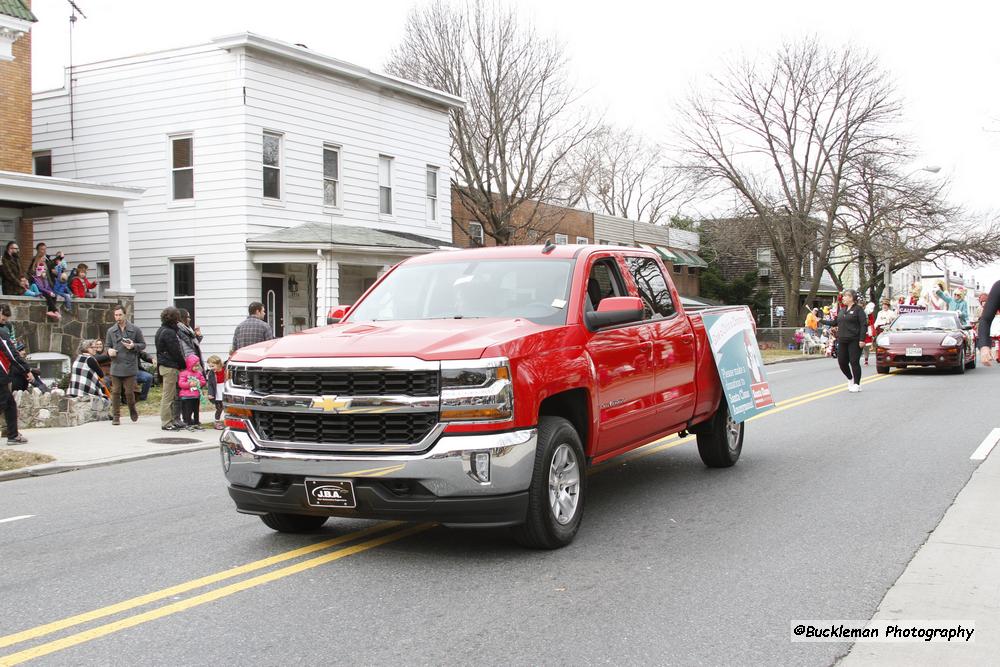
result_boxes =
[889,313,960,331]
[346,258,574,325]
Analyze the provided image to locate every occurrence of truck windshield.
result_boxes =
[347,259,574,325]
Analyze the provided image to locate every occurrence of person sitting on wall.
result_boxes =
[69,263,98,298]
[1,241,23,296]
[66,339,111,404]
[21,276,61,321]
[53,272,75,313]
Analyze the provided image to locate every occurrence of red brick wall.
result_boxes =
[0,4,32,174]
[451,189,595,248]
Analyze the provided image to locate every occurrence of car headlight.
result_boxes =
[226,364,251,389]
[440,358,513,422]
[876,334,890,346]
[941,335,960,347]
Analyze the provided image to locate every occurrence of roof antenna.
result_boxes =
[541,239,556,254]
[66,0,87,143]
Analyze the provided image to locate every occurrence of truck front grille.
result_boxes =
[250,370,439,397]
[253,411,439,446]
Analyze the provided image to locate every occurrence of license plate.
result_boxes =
[305,479,356,508]
[905,347,923,357]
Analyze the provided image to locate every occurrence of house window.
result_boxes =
[598,239,611,245]
[468,222,484,246]
[576,236,590,245]
[673,264,683,274]
[95,262,111,298]
[33,151,52,177]
[687,267,697,275]
[323,144,340,207]
[263,132,282,199]
[555,233,568,245]
[171,260,196,324]
[426,166,438,221]
[757,248,772,266]
[378,155,393,215]
[170,136,193,200]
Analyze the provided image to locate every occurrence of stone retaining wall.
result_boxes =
[1,295,134,357]
[14,388,110,428]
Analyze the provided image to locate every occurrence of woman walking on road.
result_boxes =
[821,289,868,392]
[978,280,1000,366]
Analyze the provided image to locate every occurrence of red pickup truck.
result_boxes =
[221,245,750,548]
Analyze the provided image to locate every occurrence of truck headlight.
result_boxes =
[226,364,251,390]
[440,358,513,422]
[941,335,960,347]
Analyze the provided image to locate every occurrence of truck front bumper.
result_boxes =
[220,427,537,527]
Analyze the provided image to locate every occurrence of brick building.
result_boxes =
[451,189,595,248]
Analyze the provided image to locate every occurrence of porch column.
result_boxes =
[315,252,340,323]
[106,209,134,294]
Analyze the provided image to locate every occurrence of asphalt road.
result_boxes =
[1,357,996,666]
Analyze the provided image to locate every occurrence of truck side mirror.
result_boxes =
[326,304,352,324]
[585,296,644,330]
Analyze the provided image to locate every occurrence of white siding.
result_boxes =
[32,41,454,359]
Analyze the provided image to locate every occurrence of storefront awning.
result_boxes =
[671,249,709,268]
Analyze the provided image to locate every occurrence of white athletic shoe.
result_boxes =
[848,383,861,393]
[847,381,854,392]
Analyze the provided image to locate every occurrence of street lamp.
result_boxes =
[884,165,943,302]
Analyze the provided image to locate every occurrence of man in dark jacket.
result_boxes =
[0,304,33,444]
[155,307,186,431]
[1,241,23,296]
[104,305,146,425]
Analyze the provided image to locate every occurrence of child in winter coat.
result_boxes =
[205,355,226,430]
[70,263,98,298]
[178,354,206,430]
[53,273,75,312]
[21,276,60,320]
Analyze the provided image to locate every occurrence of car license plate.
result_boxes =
[305,478,356,508]
[905,347,923,357]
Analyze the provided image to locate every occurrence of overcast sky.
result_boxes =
[28,0,1000,286]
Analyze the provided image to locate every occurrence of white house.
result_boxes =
[31,33,461,358]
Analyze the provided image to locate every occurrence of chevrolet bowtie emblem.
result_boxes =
[311,396,350,412]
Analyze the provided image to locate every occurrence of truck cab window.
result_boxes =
[585,258,627,312]
[624,256,676,319]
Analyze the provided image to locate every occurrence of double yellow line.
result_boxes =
[0,368,894,665]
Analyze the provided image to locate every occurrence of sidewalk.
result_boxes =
[840,444,1000,665]
[0,415,219,481]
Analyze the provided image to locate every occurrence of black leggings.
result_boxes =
[180,398,200,425]
[837,338,863,383]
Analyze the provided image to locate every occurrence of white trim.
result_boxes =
[167,133,194,203]
[576,236,589,245]
[322,143,342,210]
[426,165,439,223]
[211,33,465,110]
[554,233,568,245]
[467,221,484,246]
[378,154,394,218]
[0,170,142,205]
[168,257,196,320]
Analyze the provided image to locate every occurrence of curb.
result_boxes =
[764,355,827,366]
[0,443,218,482]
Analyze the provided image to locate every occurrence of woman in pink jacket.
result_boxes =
[177,354,206,431]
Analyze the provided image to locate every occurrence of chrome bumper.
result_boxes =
[220,427,538,497]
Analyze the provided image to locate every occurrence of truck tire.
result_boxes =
[696,401,743,468]
[260,512,328,533]
[511,416,586,550]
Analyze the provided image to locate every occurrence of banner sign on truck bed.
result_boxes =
[701,309,775,422]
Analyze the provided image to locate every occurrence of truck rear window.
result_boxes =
[347,259,574,325]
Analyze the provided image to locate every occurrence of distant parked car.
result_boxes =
[875,311,975,374]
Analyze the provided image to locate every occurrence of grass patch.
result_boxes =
[136,384,163,416]
[0,449,56,472]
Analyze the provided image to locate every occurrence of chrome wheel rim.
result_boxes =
[548,443,581,525]
[725,413,742,453]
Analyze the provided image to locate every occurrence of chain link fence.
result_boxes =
[756,327,828,357]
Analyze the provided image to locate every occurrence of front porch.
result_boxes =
[0,170,143,296]
[246,222,450,336]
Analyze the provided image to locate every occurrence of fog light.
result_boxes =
[471,451,490,483]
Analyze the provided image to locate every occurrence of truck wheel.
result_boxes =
[260,513,328,533]
[876,365,890,375]
[511,416,586,550]
[696,402,743,468]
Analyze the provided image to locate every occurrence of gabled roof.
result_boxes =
[212,33,465,111]
[247,222,451,251]
[0,0,36,22]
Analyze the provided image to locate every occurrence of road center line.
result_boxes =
[0,523,434,667]
[0,521,402,650]
[0,515,34,525]
[970,428,1000,461]
[0,371,898,661]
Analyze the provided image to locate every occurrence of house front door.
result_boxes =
[261,276,284,337]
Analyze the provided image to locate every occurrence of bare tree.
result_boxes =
[386,0,595,245]
[678,38,901,322]
[566,125,695,225]
[832,156,1000,302]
